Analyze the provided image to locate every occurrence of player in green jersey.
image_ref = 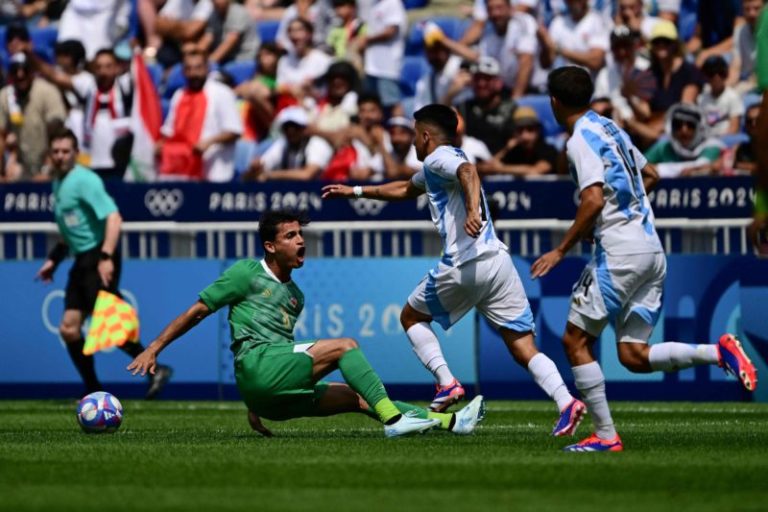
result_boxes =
[127,210,486,437]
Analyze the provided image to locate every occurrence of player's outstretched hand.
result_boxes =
[127,349,158,377]
[248,410,274,437]
[531,249,564,279]
[321,184,354,199]
[35,259,56,283]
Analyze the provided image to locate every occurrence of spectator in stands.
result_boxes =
[628,20,703,147]
[276,0,334,53]
[0,53,66,182]
[460,0,539,46]
[478,106,558,179]
[360,0,407,114]
[346,92,388,181]
[645,103,724,178]
[233,43,282,175]
[454,56,516,154]
[540,0,609,74]
[200,0,260,65]
[276,17,332,107]
[154,0,213,68]
[4,22,31,56]
[687,0,744,67]
[453,107,492,165]
[57,0,131,61]
[35,48,134,181]
[244,105,333,181]
[413,38,467,110]
[729,0,765,93]
[735,103,761,173]
[159,50,242,182]
[374,116,421,179]
[698,55,744,136]
[53,40,88,149]
[310,60,360,134]
[0,0,49,25]
[326,0,366,71]
[594,26,655,127]
[435,0,538,97]
[616,0,662,43]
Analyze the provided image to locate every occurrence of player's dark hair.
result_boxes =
[49,127,79,152]
[548,66,594,109]
[258,210,310,247]
[413,104,458,141]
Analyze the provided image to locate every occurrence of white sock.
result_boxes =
[648,343,719,372]
[572,361,617,440]
[406,322,455,386]
[527,353,574,411]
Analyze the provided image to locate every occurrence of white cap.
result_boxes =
[276,106,309,128]
[470,56,500,77]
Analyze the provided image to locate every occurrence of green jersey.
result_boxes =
[198,259,305,356]
[645,140,722,164]
[52,164,118,255]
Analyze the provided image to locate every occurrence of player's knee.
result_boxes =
[59,323,81,343]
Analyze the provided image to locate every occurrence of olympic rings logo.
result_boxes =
[349,198,387,216]
[144,188,184,217]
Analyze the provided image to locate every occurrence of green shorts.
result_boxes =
[234,341,329,421]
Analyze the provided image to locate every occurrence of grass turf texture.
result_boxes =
[1,400,766,512]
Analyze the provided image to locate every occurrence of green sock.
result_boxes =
[393,401,453,430]
[339,348,399,423]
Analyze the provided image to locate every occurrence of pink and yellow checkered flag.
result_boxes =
[84,291,140,355]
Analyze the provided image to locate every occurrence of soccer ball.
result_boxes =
[76,391,123,434]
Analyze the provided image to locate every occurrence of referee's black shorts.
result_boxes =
[64,247,123,314]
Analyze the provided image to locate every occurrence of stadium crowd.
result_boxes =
[0,0,764,183]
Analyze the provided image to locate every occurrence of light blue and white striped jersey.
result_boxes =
[411,145,505,266]
[567,111,663,256]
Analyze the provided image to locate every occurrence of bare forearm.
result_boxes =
[101,212,122,255]
[559,48,605,72]
[210,33,241,63]
[513,54,533,98]
[440,37,479,62]
[458,164,480,214]
[641,164,660,192]
[360,180,419,200]
[558,193,603,254]
[147,301,211,355]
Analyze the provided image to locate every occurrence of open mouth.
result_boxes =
[297,247,306,259]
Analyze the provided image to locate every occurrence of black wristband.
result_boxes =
[99,250,112,261]
[47,242,69,265]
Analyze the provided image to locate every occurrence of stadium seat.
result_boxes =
[257,20,280,44]
[223,61,257,87]
[399,56,429,97]
[30,26,58,53]
[404,0,429,9]
[720,133,750,148]
[516,95,563,138]
[406,16,469,56]
[147,63,163,91]
[678,0,699,41]
[163,63,186,99]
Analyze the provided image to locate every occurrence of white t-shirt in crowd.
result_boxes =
[414,55,466,110]
[461,135,492,164]
[275,1,333,53]
[472,0,539,21]
[733,22,757,81]
[697,85,745,136]
[549,11,610,70]
[363,0,407,80]
[162,79,243,182]
[57,0,131,59]
[72,71,132,169]
[276,49,332,88]
[644,0,680,16]
[158,0,212,19]
[479,12,538,89]
[259,135,334,172]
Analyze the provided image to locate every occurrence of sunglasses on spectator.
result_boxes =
[672,119,697,131]
[651,38,676,47]
[515,125,539,134]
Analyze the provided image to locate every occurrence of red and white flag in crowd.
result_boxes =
[126,51,162,182]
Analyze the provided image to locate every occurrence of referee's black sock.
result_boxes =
[119,341,144,359]
[66,338,102,393]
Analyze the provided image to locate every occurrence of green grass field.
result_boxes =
[1,400,767,512]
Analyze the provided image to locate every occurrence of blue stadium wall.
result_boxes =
[1,256,767,403]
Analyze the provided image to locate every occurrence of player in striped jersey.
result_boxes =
[533,67,757,452]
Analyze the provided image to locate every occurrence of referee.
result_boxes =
[35,129,172,399]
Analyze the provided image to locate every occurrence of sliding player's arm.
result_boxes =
[127,300,213,376]
[457,162,482,238]
[321,179,423,201]
[531,183,605,278]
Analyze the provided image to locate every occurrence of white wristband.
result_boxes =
[353,185,363,198]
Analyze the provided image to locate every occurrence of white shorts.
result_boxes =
[408,251,534,332]
[568,251,666,343]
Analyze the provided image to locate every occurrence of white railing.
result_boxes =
[0,218,753,260]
